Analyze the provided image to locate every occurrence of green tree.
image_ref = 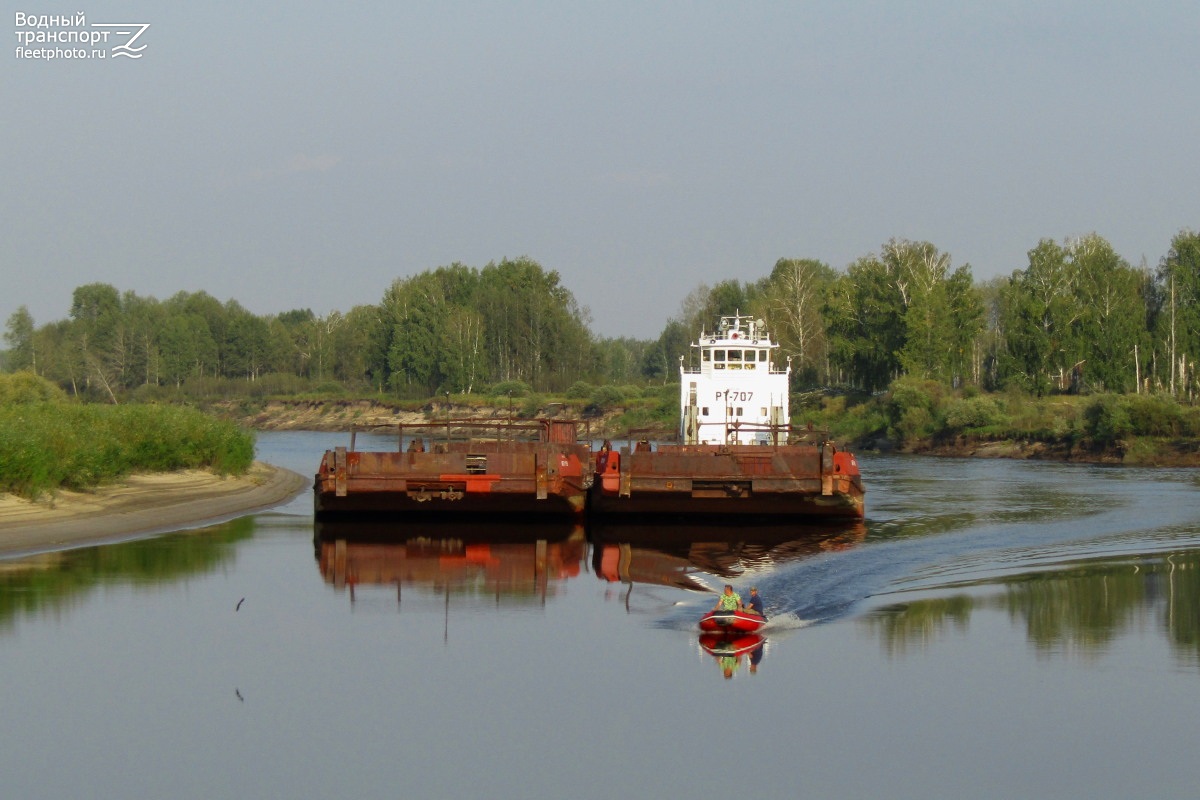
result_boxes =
[120,291,165,387]
[642,319,690,382]
[223,304,272,380]
[998,239,1080,395]
[4,306,36,373]
[763,258,835,384]
[166,291,229,376]
[381,270,452,395]
[944,265,985,387]
[1072,234,1145,392]
[332,305,385,387]
[825,255,906,391]
[1156,229,1200,396]
[68,283,125,401]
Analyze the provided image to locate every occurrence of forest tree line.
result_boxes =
[4,231,1200,402]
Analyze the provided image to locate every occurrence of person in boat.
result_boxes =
[712,584,743,612]
[745,586,764,617]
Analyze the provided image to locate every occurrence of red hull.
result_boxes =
[698,609,766,633]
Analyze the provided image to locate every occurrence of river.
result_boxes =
[2,431,1199,799]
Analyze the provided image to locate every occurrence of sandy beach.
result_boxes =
[0,462,309,557]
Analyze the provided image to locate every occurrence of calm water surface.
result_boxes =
[3,431,1200,799]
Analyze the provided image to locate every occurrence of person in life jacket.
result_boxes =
[713,584,743,612]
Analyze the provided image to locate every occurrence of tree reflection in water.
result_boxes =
[862,546,1200,666]
[0,516,256,632]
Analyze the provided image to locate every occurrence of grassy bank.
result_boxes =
[800,378,1200,465]
[1,374,255,499]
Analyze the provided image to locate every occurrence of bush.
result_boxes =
[313,381,346,396]
[0,372,65,404]
[943,395,1007,432]
[518,393,543,418]
[565,381,594,400]
[489,381,531,399]
[896,405,938,443]
[0,403,255,499]
[586,385,626,415]
[1122,394,1183,437]
[886,377,945,440]
[827,399,888,444]
[1083,395,1131,444]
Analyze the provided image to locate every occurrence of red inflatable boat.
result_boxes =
[698,608,766,633]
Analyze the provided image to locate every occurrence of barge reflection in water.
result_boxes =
[313,519,586,607]
[313,517,867,602]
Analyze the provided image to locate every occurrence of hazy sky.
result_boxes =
[5,1,1199,339]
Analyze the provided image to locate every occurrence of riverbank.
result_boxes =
[211,398,635,434]
[0,462,308,557]
[869,434,1200,466]
[215,398,1200,467]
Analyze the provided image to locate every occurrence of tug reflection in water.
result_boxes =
[589,519,867,589]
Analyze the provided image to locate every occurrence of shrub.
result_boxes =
[1083,395,1131,444]
[0,372,65,404]
[886,377,945,438]
[489,381,531,399]
[896,405,937,444]
[1122,394,1183,437]
[518,394,543,418]
[827,399,888,444]
[585,385,626,415]
[565,381,593,399]
[314,381,346,396]
[0,403,254,499]
[943,395,1007,432]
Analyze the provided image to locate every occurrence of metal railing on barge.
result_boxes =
[343,418,594,453]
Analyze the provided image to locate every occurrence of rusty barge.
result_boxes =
[590,437,863,518]
[314,419,592,518]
